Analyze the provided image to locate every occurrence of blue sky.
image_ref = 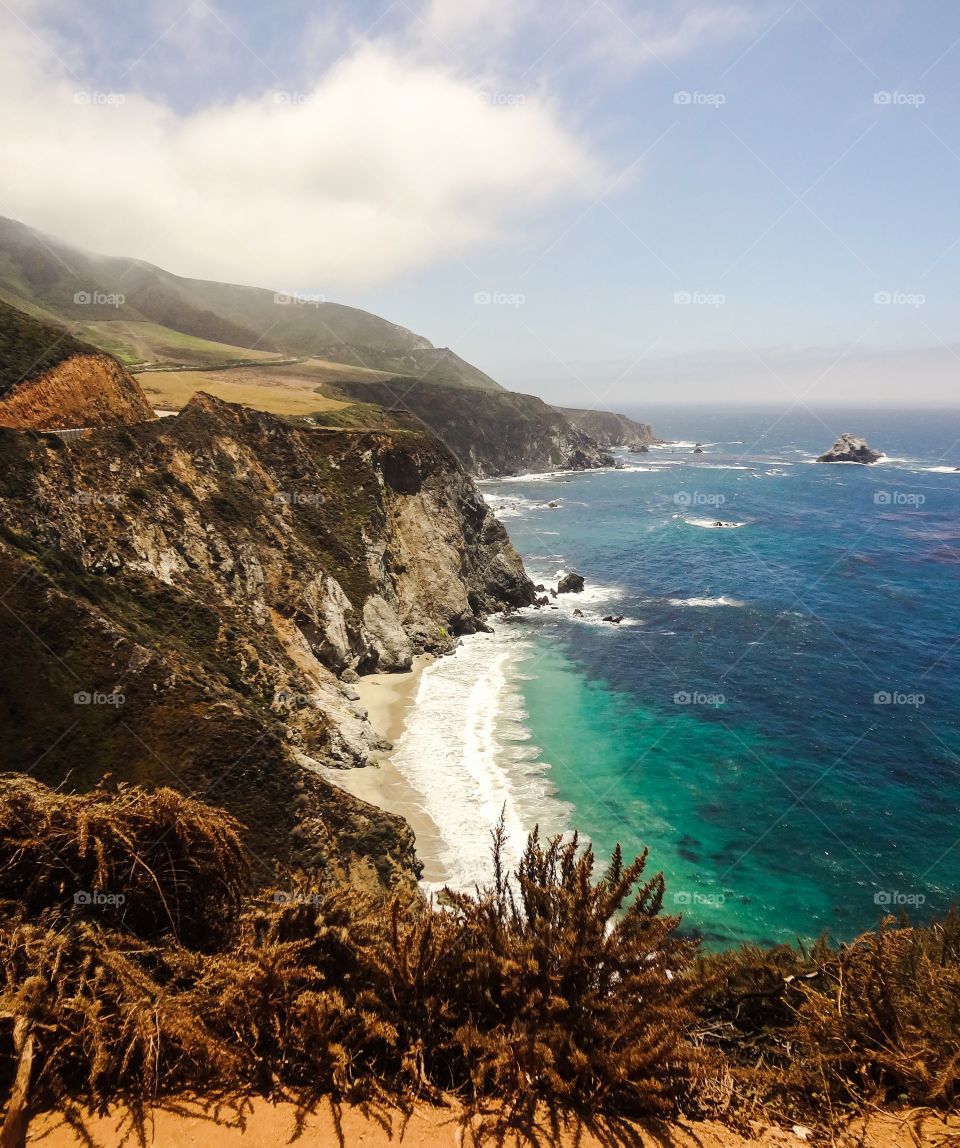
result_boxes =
[2,0,959,406]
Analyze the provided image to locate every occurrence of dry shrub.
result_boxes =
[382,821,703,1127]
[697,911,960,1126]
[8,774,959,1145]
[0,774,248,946]
[794,912,960,1106]
[0,919,238,1112]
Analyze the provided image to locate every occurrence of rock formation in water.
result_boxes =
[557,571,586,593]
[816,433,882,464]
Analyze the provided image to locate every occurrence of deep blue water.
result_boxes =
[483,406,960,947]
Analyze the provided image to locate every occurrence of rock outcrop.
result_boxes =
[0,351,154,429]
[0,297,154,430]
[816,433,882,464]
[555,408,656,452]
[0,392,534,894]
[557,571,585,594]
[331,377,615,477]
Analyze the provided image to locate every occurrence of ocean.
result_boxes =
[391,406,960,948]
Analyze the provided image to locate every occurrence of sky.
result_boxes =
[0,0,959,407]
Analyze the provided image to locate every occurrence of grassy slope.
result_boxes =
[136,358,399,418]
[0,216,500,388]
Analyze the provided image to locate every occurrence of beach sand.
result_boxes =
[28,1098,958,1146]
[320,655,450,886]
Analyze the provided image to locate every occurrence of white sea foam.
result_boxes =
[684,517,747,529]
[389,629,572,895]
[667,595,746,607]
[484,494,540,519]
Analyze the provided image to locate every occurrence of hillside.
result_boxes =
[332,376,614,476]
[557,406,656,451]
[0,216,661,476]
[0,298,153,428]
[0,216,500,388]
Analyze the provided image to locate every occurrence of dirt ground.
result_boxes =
[26,1097,960,1147]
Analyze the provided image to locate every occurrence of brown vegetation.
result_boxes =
[0,778,956,1147]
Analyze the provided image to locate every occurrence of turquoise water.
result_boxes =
[483,406,960,947]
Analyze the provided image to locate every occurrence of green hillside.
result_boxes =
[0,216,500,388]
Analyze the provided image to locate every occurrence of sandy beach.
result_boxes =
[321,654,451,886]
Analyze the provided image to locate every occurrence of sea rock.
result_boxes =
[557,571,585,594]
[816,433,882,464]
[693,444,704,454]
[573,608,584,617]
[339,667,360,684]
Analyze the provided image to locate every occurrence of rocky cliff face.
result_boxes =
[0,351,155,429]
[0,393,533,894]
[555,407,656,452]
[332,377,614,476]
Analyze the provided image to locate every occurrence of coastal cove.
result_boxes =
[350,406,960,948]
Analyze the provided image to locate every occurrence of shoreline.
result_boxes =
[327,654,451,886]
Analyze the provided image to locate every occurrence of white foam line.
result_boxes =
[389,630,571,894]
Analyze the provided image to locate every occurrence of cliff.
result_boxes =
[0,393,533,892]
[0,351,155,429]
[331,377,614,477]
[0,298,154,429]
[555,407,656,451]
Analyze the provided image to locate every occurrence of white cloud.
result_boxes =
[0,13,600,290]
[0,0,763,291]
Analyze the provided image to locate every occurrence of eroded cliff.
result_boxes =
[0,351,155,429]
[0,393,533,893]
